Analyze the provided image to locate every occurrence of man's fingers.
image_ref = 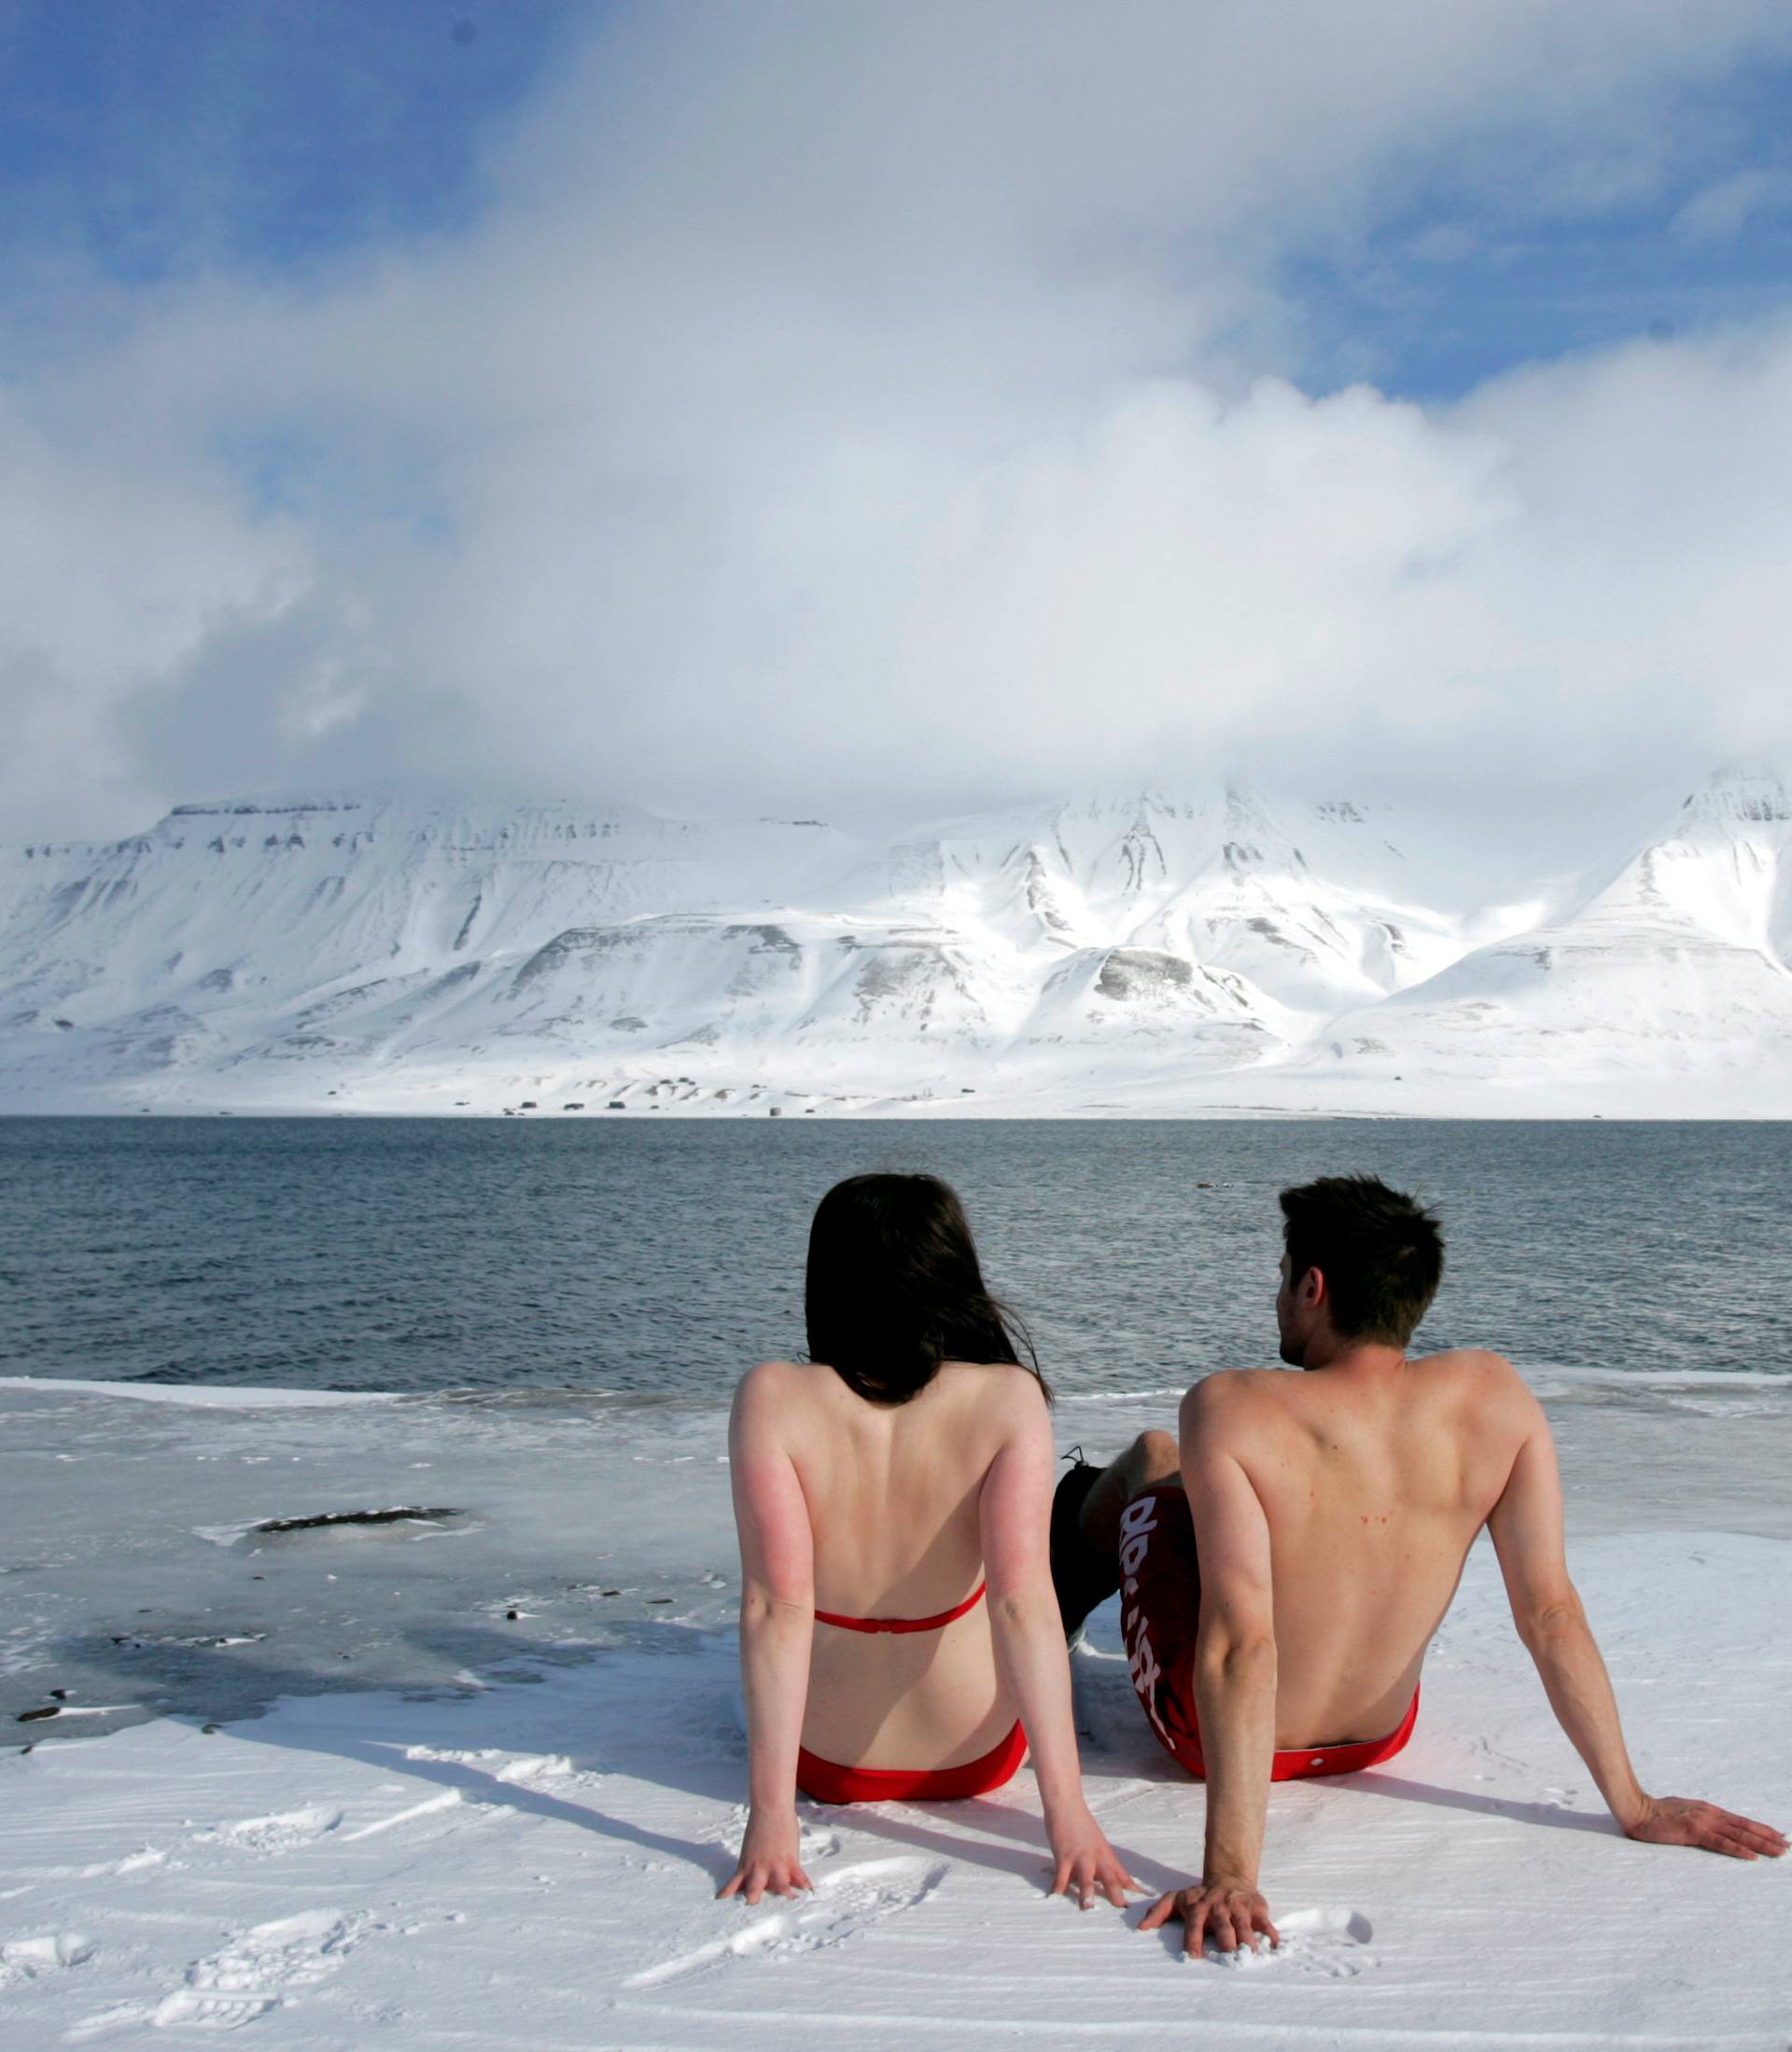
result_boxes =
[1183,1901,1208,1960]
[716,1874,742,1901]
[1138,1891,1174,1932]
[1050,1856,1072,1899]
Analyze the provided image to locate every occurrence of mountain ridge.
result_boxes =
[3,770,1787,1117]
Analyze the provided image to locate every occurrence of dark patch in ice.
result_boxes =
[252,1506,467,1535]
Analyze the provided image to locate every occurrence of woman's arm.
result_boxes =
[719,1363,818,1904]
[980,1383,1137,1909]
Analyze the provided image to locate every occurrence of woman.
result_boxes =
[720,1173,1133,1910]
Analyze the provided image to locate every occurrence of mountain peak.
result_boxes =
[1675,765,1790,833]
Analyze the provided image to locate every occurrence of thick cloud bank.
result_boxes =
[3,0,1791,850]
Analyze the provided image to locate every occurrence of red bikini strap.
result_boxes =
[814,1582,987,1634]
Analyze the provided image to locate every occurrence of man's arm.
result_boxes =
[1487,1381,1785,1862]
[1140,1377,1281,1959]
[718,1364,817,1905]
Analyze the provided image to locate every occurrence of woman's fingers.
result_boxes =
[720,1860,812,1905]
[1719,1809,1785,1855]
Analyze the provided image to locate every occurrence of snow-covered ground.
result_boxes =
[5,768,1792,1118]
[1,1375,1787,2047]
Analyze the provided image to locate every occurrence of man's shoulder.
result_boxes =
[1179,1367,1289,1433]
[1416,1346,1529,1393]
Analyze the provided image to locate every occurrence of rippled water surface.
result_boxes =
[3,1117,1786,1394]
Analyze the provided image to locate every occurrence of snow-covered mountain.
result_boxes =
[3,773,1788,1116]
[1300,769,1792,1110]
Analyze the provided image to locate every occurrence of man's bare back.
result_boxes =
[1055,1174,1786,1962]
[1193,1345,1531,1748]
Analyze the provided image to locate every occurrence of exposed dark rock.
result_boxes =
[1095,950,1193,1000]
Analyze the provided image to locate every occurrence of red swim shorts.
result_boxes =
[796,1720,1028,1805]
[1117,1484,1419,1781]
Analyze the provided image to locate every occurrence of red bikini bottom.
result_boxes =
[1118,1484,1420,1781]
[796,1721,1029,1805]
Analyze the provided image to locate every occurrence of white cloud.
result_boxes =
[4,0,1792,852]
[1669,168,1792,244]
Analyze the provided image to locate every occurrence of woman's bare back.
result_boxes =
[753,1357,1040,1768]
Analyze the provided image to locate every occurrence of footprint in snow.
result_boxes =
[148,1908,371,2031]
[626,1857,948,1989]
[1204,1907,1377,1977]
[0,1931,94,1989]
[78,1847,168,1878]
[195,1807,343,1854]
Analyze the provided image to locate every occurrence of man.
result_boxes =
[1050,1174,1785,1960]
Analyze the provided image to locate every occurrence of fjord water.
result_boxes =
[4,1115,1788,1393]
[3,1116,1788,1737]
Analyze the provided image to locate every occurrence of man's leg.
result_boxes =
[1079,1431,1181,1556]
[1050,1430,1181,1639]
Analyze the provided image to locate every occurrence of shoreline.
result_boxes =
[7,1103,1792,1122]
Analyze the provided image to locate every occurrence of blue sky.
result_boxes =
[1287,56,1792,398]
[3,1,1792,842]
[6,1,1788,398]
[0,0,584,278]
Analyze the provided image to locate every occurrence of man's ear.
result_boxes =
[1299,1264,1326,1310]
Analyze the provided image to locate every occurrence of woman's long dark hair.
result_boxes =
[804,1173,1051,1406]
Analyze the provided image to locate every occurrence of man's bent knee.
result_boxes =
[1131,1430,1180,1485]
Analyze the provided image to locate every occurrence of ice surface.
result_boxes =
[0,1528,1785,2047]
[4,1370,1790,1741]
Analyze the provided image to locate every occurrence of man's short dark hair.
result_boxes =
[1278,1175,1444,1347]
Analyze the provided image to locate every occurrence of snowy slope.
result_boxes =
[1298,770,1792,1109]
[2,773,1788,1115]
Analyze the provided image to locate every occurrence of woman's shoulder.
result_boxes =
[735,1358,810,1402]
[934,1359,1050,1416]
